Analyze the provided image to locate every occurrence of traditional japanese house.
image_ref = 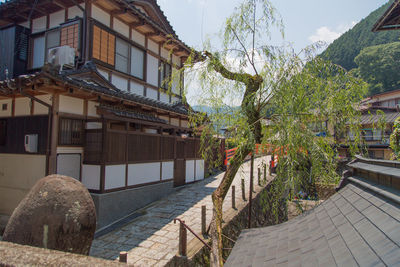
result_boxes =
[0,0,205,229]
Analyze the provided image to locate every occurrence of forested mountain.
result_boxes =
[320,0,399,71]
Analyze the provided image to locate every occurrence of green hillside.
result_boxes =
[320,0,399,71]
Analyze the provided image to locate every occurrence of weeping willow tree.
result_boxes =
[176,0,367,265]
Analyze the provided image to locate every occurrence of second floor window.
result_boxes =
[115,38,129,73]
[160,61,171,89]
[92,25,115,66]
[131,46,144,79]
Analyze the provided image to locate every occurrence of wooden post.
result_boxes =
[201,205,206,235]
[258,167,261,186]
[232,186,236,209]
[119,251,127,263]
[241,178,246,201]
[264,163,267,183]
[179,221,187,256]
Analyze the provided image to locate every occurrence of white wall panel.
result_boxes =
[113,18,129,38]
[171,67,180,94]
[57,153,81,180]
[68,5,84,19]
[181,120,189,128]
[130,81,144,95]
[105,165,126,190]
[49,10,65,28]
[185,160,195,183]
[19,21,30,29]
[0,99,12,117]
[128,162,160,185]
[82,165,100,190]
[87,101,99,117]
[171,118,179,126]
[171,96,180,104]
[195,160,205,180]
[162,161,174,180]
[111,74,128,91]
[144,128,157,134]
[132,29,145,46]
[86,122,102,129]
[59,95,84,115]
[160,92,170,103]
[172,55,180,67]
[161,48,169,59]
[14,97,31,116]
[92,4,110,27]
[33,94,52,115]
[148,39,159,54]
[146,87,158,100]
[146,54,159,87]
[32,16,46,33]
[97,68,109,80]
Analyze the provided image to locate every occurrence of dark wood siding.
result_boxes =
[127,133,160,162]
[106,132,126,163]
[161,136,175,160]
[0,115,48,154]
[84,130,102,163]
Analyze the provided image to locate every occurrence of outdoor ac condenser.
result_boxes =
[24,134,38,153]
[47,45,75,70]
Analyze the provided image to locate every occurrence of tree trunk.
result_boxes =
[209,144,253,267]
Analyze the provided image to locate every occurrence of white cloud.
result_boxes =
[309,21,357,44]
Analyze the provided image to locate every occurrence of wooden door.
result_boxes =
[174,159,186,187]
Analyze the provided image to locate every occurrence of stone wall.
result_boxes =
[166,177,287,266]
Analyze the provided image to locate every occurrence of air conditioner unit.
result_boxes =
[24,134,38,153]
[47,45,75,70]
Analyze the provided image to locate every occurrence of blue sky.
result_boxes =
[158,0,389,52]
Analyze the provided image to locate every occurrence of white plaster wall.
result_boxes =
[171,96,180,104]
[111,74,128,91]
[0,154,46,215]
[56,147,84,154]
[132,29,145,46]
[87,101,99,117]
[59,95,84,115]
[146,87,158,100]
[19,21,30,29]
[130,81,144,95]
[195,160,205,180]
[14,97,31,116]
[171,118,180,127]
[159,115,169,122]
[171,67,180,94]
[56,153,81,180]
[161,48,169,59]
[86,122,102,129]
[144,128,157,134]
[148,39,159,54]
[172,55,180,67]
[181,120,189,128]
[68,5,84,19]
[160,92,170,103]
[97,68,109,80]
[113,18,129,38]
[32,16,46,33]
[82,165,101,190]
[92,4,110,27]
[162,161,174,180]
[0,99,12,117]
[128,162,160,185]
[33,94,52,115]
[147,54,159,87]
[49,10,65,29]
[105,165,126,190]
[185,160,195,183]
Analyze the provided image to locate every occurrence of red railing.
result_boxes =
[224,144,272,166]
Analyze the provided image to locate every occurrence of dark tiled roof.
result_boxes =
[359,111,400,125]
[225,172,400,266]
[99,104,167,124]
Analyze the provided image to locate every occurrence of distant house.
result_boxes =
[0,0,205,229]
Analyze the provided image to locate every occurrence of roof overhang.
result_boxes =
[373,0,400,32]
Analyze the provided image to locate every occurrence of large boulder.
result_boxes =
[3,175,96,255]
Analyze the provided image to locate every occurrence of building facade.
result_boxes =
[0,0,205,229]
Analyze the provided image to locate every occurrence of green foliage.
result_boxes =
[320,0,399,71]
[390,117,400,159]
[353,42,400,95]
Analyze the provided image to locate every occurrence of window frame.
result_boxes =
[115,37,130,74]
[58,118,85,146]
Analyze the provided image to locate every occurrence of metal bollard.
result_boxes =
[179,220,187,256]
[119,251,127,263]
[232,186,236,209]
[201,205,206,235]
[241,178,246,201]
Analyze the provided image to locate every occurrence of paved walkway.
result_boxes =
[90,156,270,266]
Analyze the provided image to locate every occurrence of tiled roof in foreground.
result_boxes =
[225,160,400,266]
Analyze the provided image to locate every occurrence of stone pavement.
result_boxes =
[90,156,270,266]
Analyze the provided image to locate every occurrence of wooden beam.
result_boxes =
[51,0,67,9]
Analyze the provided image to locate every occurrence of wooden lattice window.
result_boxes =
[59,118,84,146]
[60,23,79,50]
[92,25,115,66]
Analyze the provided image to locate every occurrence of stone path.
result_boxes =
[90,156,270,266]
